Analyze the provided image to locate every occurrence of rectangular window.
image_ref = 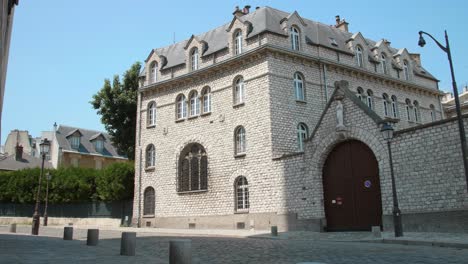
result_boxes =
[70,136,80,149]
[203,94,211,113]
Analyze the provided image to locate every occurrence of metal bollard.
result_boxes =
[63,226,73,240]
[169,239,192,264]
[120,232,136,256]
[86,229,99,246]
[9,223,16,233]
[271,226,278,236]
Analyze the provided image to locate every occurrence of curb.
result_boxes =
[361,239,468,249]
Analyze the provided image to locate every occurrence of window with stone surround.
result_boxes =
[146,144,156,168]
[290,26,300,51]
[294,72,305,101]
[235,126,246,155]
[297,123,308,152]
[391,95,398,118]
[70,136,80,150]
[235,176,249,211]
[413,100,421,123]
[356,87,365,102]
[189,90,200,117]
[356,45,364,67]
[403,60,409,80]
[143,187,155,216]
[381,53,388,74]
[201,86,211,114]
[366,89,374,110]
[176,94,187,120]
[191,48,199,71]
[234,30,243,55]
[430,104,436,121]
[147,101,156,127]
[178,143,208,192]
[150,61,158,83]
[382,93,390,116]
[233,76,245,105]
[405,98,412,121]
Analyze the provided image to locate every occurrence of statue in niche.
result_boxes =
[336,100,346,131]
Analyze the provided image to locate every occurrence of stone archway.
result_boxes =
[322,140,382,231]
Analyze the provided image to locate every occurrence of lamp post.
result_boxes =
[418,30,468,191]
[381,123,403,237]
[31,138,50,235]
[43,172,51,226]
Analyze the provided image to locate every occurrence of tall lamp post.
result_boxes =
[418,30,468,190]
[381,123,403,237]
[31,139,50,235]
[43,172,51,226]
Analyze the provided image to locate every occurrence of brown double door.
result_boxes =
[322,140,382,231]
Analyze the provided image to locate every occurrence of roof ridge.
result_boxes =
[58,124,109,135]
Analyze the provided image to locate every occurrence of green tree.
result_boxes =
[91,62,141,160]
[95,162,134,201]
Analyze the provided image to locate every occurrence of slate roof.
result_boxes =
[142,6,436,80]
[0,153,53,171]
[55,125,127,159]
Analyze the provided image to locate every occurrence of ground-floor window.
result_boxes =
[235,176,249,211]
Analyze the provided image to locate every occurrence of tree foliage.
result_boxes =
[91,62,141,160]
[0,162,134,203]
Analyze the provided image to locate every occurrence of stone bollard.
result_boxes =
[120,232,136,256]
[9,223,16,233]
[169,239,191,264]
[63,226,73,240]
[372,226,382,238]
[271,226,278,237]
[86,229,99,246]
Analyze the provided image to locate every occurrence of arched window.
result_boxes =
[150,62,158,83]
[382,93,390,116]
[235,126,246,155]
[430,104,436,121]
[403,60,409,80]
[143,187,155,215]
[176,94,187,120]
[290,26,300,51]
[233,77,245,105]
[147,101,156,126]
[294,72,305,101]
[146,144,156,168]
[356,46,363,67]
[297,123,308,152]
[366,89,374,109]
[234,30,243,55]
[201,86,211,114]
[381,53,387,74]
[391,95,398,118]
[413,100,420,122]
[178,143,208,192]
[235,176,249,211]
[405,99,412,121]
[357,87,365,102]
[189,91,200,117]
[191,48,199,71]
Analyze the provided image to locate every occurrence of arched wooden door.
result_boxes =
[322,140,382,231]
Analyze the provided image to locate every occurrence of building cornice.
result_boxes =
[140,43,443,97]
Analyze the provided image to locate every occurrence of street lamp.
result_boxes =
[31,138,50,235]
[381,122,403,237]
[418,30,468,191]
[43,172,52,226]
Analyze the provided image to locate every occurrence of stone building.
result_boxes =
[133,6,467,232]
[442,86,468,118]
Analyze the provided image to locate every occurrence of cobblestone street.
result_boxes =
[1,226,468,263]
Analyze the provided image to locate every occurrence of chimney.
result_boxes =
[334,15,349,32]
[15,144,23,161]
[256,6,260,10]
[243,5,251,14]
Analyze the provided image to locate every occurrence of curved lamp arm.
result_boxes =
[419,31,447,53]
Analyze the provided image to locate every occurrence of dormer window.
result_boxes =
[356,46,363,67]
[70,136,80,149]
[403,60,409,80]
[94,139,104,153]
[234,30,243,55]
[290,26,300,50]
[150,62,158,83]
[191,48,199,71]
[381,53,387,74]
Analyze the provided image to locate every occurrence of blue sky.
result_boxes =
[3,0,467,142]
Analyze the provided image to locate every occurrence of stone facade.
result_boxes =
[133,6,466,232]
